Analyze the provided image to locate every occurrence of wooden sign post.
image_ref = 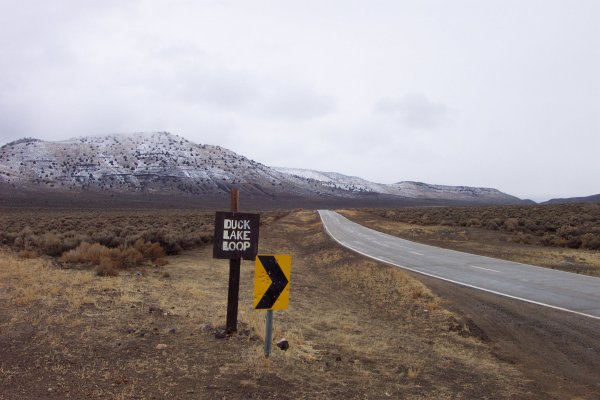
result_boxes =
[213,189,260,334]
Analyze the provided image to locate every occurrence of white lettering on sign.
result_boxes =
[222,219,252,253]
[222,241,251,251]
[224,219,252,230]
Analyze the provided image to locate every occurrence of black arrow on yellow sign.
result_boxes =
[255,255,289,309]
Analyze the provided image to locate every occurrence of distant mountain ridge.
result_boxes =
[274,167,519,202]
[0,132,526,206]
[542,194,600,205]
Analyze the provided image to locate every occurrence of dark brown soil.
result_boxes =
[413,274,600,399]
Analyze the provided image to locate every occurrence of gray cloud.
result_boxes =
[258,85,336,120]
[376,94,451,130]
[0,0,598,200]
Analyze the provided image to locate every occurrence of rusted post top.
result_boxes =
[230,188,239,212]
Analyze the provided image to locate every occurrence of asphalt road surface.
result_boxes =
[319,210,600,320]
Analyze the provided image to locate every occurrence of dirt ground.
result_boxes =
[338,208,600,399]
[413,274,600,400]
[0,210,542,399]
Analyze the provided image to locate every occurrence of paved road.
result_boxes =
[319,210,600,320]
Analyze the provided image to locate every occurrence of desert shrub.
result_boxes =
[200,234,212,245]
[550,236,568,247]
[366,202,600,251]
[0,231,16,245]
[114,247,144,268]
[116,225,137,242]
[155,233,183,255]
[556,225,581,238]
[512,232,533,245]
[137,229,162,244]
[14,227,35,250]
[18,249,38,258]
[61,232,89,251]
[521,218,538,233]
[485,219,502,230]
[36,233,65,257]
[555,225,583,248]
[581,233,600,250]
[61,242,114,265]
[60,240,167,272]
[93,230,121,247]
[0,209,272,262]
[419,215,431,224]
[503,218,521,232]
[541,232,555,246]
[155,258,169,266]
[132,239,165,261]
[466,218,482,228]
[95,257,119,276]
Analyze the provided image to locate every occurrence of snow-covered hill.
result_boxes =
[0,132,523,205]
[0,132,323,198]
[274,167,522,203]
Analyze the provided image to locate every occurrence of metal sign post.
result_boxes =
[264,310,274,358]
[253,254,292,357]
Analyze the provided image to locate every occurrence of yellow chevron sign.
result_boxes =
[253,254,291,310]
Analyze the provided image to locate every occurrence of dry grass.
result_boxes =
[59,240,167,275]
[230,211,531,398]
[0,210,535,399]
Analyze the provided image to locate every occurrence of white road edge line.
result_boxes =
[319,211,600,321]
[330,211,591,279]
[470,265,500,273]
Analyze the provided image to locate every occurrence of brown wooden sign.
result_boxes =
[213,211,260,261]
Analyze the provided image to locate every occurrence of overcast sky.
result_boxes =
[1,1,598,201]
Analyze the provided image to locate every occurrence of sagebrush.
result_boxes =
[367,203,600,250]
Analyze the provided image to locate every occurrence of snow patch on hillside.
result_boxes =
[0,132,523,204]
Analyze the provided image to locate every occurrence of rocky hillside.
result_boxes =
[0,132,329,198]
[0,132,525,206]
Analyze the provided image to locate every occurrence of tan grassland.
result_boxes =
[1,210,540,399]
